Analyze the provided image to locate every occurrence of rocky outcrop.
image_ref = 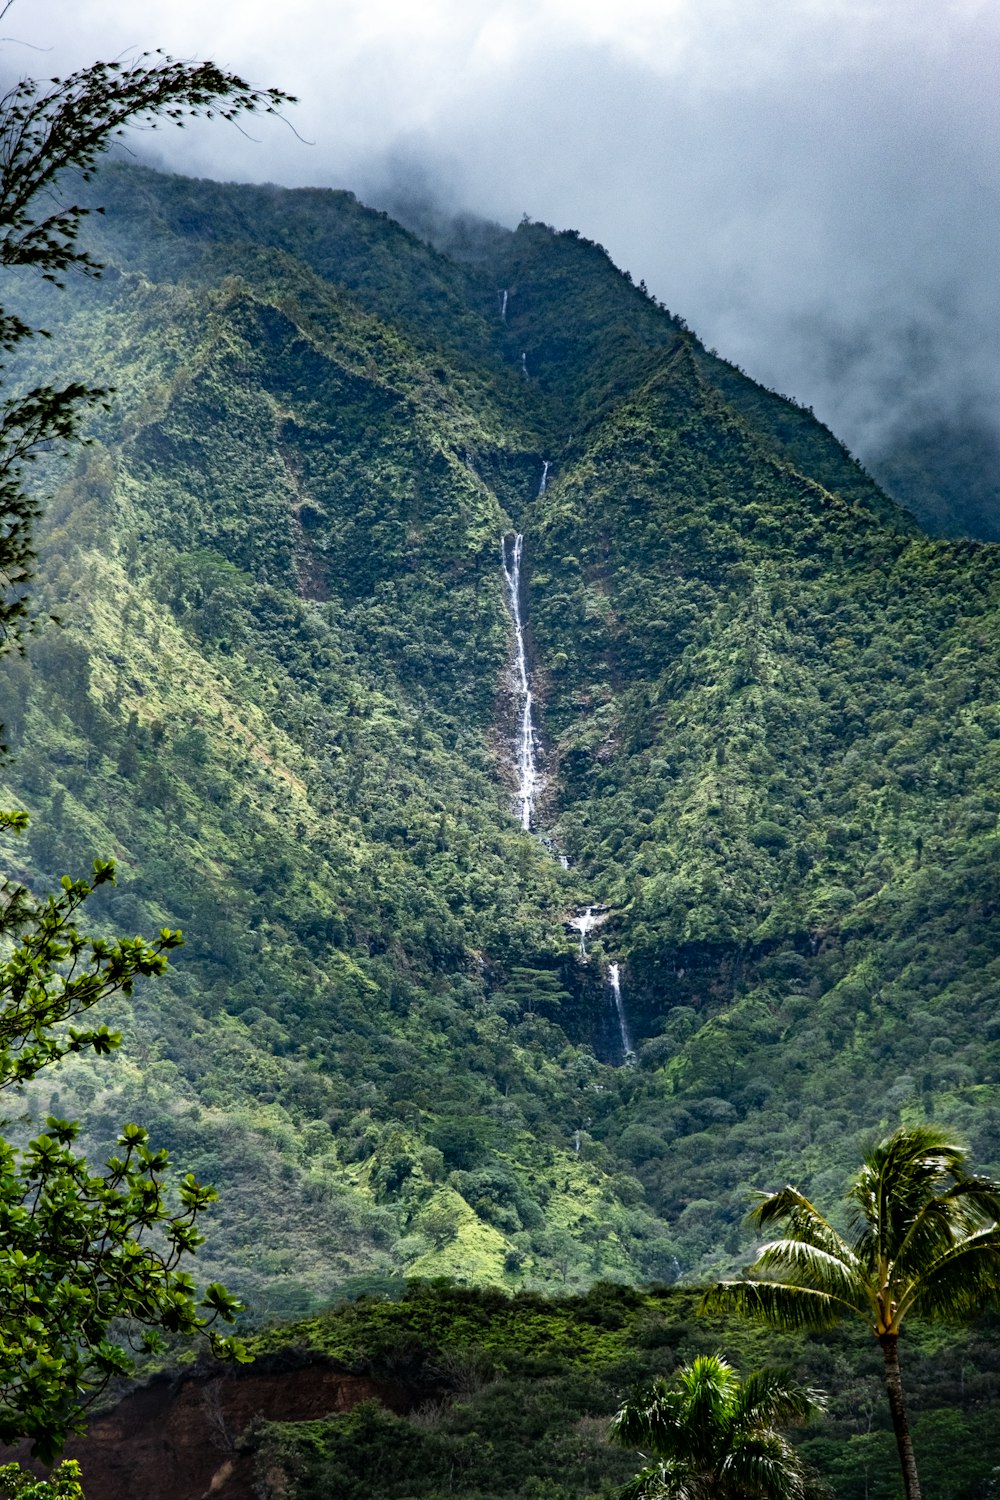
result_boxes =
[5,1352,422,1500]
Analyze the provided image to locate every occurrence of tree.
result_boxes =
[0,846,250,1459]
[702,1125,1000,1500]
[0,28,292,650]
[0,28,292,1460]
[0,1460,83,1498]
[609,1352,824,1500]
[418,1196,462,1250]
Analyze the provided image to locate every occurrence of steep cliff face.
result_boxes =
[1,163,998,1294]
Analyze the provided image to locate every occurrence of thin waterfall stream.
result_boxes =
[500,533,635,1065]
[608,961,635,1063]
[501,533,540,830]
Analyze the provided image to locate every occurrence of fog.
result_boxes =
[9,1,1000,488]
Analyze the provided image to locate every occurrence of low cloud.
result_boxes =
[10,1,1000,471]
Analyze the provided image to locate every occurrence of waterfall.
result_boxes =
[608,961,635,1063]
[538,460,549,496]
[501,533,540,831]
[499,289,508,320]
[570,905,597,957]
[568,903,608,955]
[521,351,529,378]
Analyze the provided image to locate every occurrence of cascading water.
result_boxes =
[570,906,597,957]
[521,351,529,378]
[608,961,635,1063]
[499,541,633,1062]
[501,533,540,831]
[538,460,549,495]
[568,903,609,955]
[499,289,508,320]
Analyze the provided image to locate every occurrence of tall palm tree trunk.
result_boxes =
[879,1335,921,1500]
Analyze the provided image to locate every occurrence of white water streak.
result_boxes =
[608,961,635,1062]
[538,459,549,495]
[502,533,539,830]
[570,905,597,957]
[499,288,508,320]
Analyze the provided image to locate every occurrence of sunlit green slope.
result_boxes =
[1,164,998,1306]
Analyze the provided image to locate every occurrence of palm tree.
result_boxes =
[609,1352,824,1499]
[703,1125,1000,1500]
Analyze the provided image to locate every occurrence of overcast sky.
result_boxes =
[10,1,1000,464]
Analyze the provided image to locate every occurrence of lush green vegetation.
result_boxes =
[609,1352,825,1499]
[705,1126,1000,1500]
[0,54,314,1462]
[1,163,998,1341]
[235,1280,1000,1499]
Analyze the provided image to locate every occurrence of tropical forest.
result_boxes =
[0,41,999,1500]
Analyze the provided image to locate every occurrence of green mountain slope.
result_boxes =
[1,164,998,1308]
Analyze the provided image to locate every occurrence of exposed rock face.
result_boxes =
[4,1353,421,1500]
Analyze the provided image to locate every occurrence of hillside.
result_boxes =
[39,1282,1000,1500]
[0,164,998,1312]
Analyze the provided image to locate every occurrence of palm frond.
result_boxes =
[849,1127,970,1260]
[752,1238,868,1309]
[932,1175,1000,1227]
[614,1356,820,1500]
[701,1279,851,1332]
[723,1433,808,1500]
[617,1459,704,1500]
[612,1356,739,1468]
[735,1368,827,1430]
[682,1355,738,1463]
[891,1184,999,1285]
[750,1188,869,1278]
[611,1382,688,1454]
[751,1188,845,1247]
[902,1227,1000,1322]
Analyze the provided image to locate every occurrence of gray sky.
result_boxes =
[11,1,1000,464]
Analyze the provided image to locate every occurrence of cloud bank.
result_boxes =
[10,1,1000,474]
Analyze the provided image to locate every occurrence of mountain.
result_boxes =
[1,163,998,1315]
[869,414,1000,541]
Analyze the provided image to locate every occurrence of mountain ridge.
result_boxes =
[0,162,997,1312]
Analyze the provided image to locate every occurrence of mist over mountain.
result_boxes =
[362,180,1000,543]
[16,0,1000,542]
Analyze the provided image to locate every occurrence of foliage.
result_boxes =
[703,1127,1000,1500]
[0,1462,83,1499]
[0,859,244,1459]
[0,49,291,649]
[609,1352,824,1500]
[1,33,996,1500]
[1,159,999,1312]
[240,1280,1000,1499]
[0,34,293,1462]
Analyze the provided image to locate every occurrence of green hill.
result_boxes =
[1,163,998,1314]
[52,1280,1000,1500]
